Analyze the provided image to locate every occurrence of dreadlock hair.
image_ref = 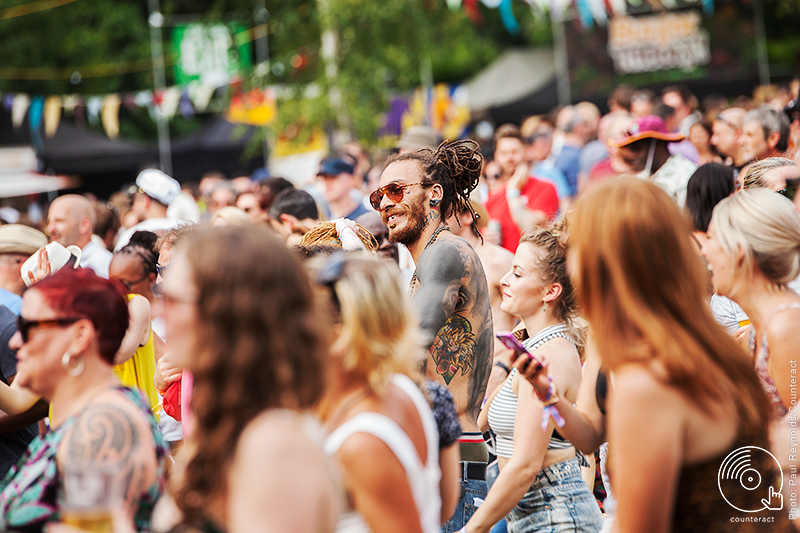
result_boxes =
[117,230,159,276]
[385,139,484,240]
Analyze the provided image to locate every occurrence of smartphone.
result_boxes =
[496,332,544,368]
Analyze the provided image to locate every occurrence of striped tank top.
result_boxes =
[487,323,576,459]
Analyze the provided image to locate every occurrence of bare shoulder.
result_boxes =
[612,364,679,406]
[60,391,155,459]
[58,390,157,506]
[475,242,513,280]
[766,305,800,346]
[237,411,324,460]
[337,430,398,472]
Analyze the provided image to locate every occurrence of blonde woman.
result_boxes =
[702,188,800,516]
[316,254,459,533]
[467,228,601,533]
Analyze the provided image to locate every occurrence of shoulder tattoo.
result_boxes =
[62,403,148,506]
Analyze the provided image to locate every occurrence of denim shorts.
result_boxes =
[442,477,488,533]
[506,457,603,533]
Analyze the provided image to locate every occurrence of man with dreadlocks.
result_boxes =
[373,139,494,532]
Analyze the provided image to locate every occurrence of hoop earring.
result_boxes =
[430,198,441,208]
[62,352,85,377]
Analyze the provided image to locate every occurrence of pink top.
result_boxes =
[181,369,194,439]
[752,303,800,417]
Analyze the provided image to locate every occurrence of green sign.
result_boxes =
[172,23,253,85]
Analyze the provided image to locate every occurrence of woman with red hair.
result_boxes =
[0,268,168,532]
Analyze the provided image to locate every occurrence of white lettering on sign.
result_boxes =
[608,11,711,74]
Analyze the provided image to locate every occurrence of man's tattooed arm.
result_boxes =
[413,240,467,351]
[59,401,154,514]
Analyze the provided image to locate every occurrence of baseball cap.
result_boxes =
[318,157,355,177]
[136,169,181,206]
[612,115,684,147]
[0,224,47,256]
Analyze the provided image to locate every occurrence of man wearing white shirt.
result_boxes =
[115,169,183,251]
[47,195,112,278]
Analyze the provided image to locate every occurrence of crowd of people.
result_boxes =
[0,80,798,533]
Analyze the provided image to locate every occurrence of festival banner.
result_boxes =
[566,0,759,100]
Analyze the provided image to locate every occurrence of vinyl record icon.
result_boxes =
[718,446,783,512]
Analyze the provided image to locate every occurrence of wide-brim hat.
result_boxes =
[611,115,684,147]
[0,224,47,255]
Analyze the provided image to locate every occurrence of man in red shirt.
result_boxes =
[484,124,559,252]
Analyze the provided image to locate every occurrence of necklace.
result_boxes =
[323,387,370,434]
[409,225,450,295]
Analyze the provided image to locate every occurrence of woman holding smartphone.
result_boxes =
[464,228,602,533]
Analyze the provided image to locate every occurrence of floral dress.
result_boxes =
[0,386,169,533]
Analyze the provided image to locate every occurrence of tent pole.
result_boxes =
[753,0,770,87]
[550,2,571,106]
[148,0,173,177]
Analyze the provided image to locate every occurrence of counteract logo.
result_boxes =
[718,446,783,512]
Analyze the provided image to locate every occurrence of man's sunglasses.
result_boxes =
[17,316,81,343]
[369,182,425,211]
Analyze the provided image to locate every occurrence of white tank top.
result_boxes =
[324,374,441,533]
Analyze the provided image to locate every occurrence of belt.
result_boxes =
[461,461,487,481]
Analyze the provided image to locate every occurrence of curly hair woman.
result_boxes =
[158,226,337,533]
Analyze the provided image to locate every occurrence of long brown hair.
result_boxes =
[175,226,327,525]
[570,178,770,429]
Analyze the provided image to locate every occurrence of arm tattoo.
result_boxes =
[62,403,147,508]
[430,312,477,385]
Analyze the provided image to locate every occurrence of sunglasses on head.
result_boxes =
[369,182,425,211]
[17,316,81,343]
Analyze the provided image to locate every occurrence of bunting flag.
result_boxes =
[462,0,483,23]
[101,94,121,139]
[86,96,102,125]
[11,94,30,129]
[44,95,61,137]
[498,0,521,34]
[28,96,44,150]
[179,89,195,117]
[575,0,596,28]
[160,87,181,119]
[62,94,79,115]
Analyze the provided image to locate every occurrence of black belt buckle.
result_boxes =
[461,461,487,481]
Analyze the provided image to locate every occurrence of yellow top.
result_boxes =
[113,294,159,415]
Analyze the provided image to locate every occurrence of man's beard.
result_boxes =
[388,195,428,247]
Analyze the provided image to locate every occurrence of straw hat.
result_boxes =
[0,224,47,256]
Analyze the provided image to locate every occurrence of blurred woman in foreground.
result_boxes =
[159,226,337,533]
[316,253,456,533]
[0,268,167,532]
[537,178,790,531]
